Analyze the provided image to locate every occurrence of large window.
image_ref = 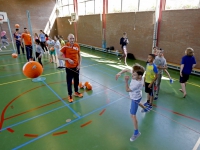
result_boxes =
[108,0,121,13]
[165,0,200,10]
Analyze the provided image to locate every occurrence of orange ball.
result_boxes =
[50,47,54,51]
[79,82,84,88]
[15,24,20,28]
[12,53,18,58]
[84,82,89,86]
[86,83,92,90]
[22,61,43,78]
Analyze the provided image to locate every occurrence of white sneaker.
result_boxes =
[4,46,6,49]
[0,48,2,51]
[130,132,141,142]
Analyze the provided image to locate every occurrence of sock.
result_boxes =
[134,129,139,135]
[147,100,150,103]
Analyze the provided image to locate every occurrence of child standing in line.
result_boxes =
[144,54,158,110]
[54,35,64,68]
[34,39,44,66]
[153,49,168,100]
[116,64,149,142]
[47,37,56,63]
[0,31,9,51]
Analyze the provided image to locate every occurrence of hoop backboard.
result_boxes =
[0,12,8,22]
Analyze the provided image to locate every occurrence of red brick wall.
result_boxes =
[0,0,55,37]
[159,9,200,68]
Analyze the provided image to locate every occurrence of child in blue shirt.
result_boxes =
[179,47,196,98]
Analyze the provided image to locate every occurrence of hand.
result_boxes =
[180,72,183,77]
[76,65,80,70]
[148,83,152,88]
[115,73,121,80]
[67,59,74,64]
[124,75,130,82]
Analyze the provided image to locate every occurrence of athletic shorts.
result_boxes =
[50,50,56,55]
[180,73,189,83]
[122,46,127,55]
[145,82,154,96]
[130,98,142,115]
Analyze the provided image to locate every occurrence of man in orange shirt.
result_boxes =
[58,34,83,102]
[21,28,32,61]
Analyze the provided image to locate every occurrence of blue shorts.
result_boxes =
[130,98,142,115]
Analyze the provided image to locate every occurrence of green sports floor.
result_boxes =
[0,46,200,150]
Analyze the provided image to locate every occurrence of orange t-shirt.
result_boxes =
[60,42,80,68]
[21,33,32,45]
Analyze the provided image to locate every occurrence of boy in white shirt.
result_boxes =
[116,64,148,142]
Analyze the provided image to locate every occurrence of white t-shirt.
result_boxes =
[129,77,144,100]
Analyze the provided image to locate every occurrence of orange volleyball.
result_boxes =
[79,82,84,88]
[22,61,43,78]
[84,82,89,86]
[86,83,92,90]
[12,53,18,58]
[50,47,54,51]
[15,24,20,28]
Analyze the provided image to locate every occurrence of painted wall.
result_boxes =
[159,9,200,68]
[0,0,56,37]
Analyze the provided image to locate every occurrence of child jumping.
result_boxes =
[0,31,9,51]
[116,64,149,141]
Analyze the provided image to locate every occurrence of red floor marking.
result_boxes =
[4,100,61,120]
[0,81,65,130]
[99,109,106,116]
[7,128,14,133]
[80,121,92,128]
[53,130,68,136]
[153,104,200,122]
[24,134,38,138]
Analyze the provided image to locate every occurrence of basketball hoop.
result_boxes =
[68,19,76,25]
[68,13,77,25]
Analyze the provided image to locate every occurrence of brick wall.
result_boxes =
[0,0,55,38]
[159,9,200,68]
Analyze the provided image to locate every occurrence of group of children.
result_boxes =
[116,47,172,141]
[116,46,196,142]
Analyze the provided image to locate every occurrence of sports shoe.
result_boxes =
[144,102,150,107]
[154,96,158,100]
[68,95,73,103]
[147,105,153,110]
[141,108,150,113]
[130,132,141,142]
[4,46,7,49]
[74,92,83,98]
[170,78,173,84]
[0,48,2,51]
[118,58,121,62]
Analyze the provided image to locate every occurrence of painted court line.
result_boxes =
[42,80,80,118]
[12,96,126,150]
[193,137,200,150]
[1,83,123,132]
[53,130,68,136]
[24,134,38,138]
[7,128,14,133]
[80,120,92,128]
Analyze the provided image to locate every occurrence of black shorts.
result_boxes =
[145,82,154,96]
[180,73,189,83]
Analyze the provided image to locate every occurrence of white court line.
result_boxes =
[193,137,200,150]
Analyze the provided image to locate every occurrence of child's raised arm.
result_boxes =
[116,68,131,80]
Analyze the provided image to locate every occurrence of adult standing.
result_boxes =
[14,29,24,55]
[21,28,32,61]
[39,30,48,53]
[58,34,83,103]
[119,32,129,65]
[179,47,196,98]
